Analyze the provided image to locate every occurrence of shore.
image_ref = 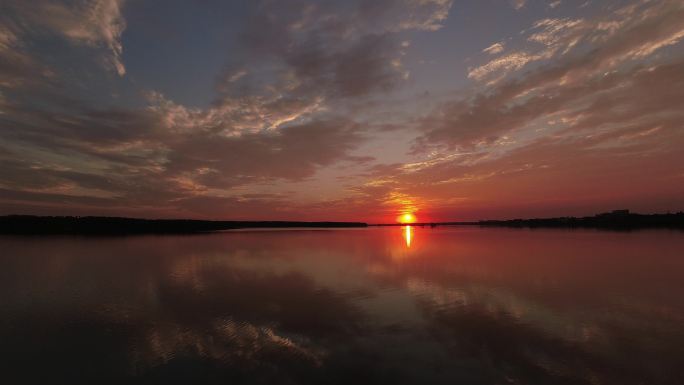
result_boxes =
[2,211,683,235]
[0,216,367,235]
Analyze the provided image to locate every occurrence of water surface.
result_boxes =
[2,227,683,384]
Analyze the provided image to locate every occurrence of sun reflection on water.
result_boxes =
[404,225,412,248]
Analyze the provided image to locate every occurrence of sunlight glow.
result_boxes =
[398,213,417,224]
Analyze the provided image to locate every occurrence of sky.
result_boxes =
[0,0,683,223]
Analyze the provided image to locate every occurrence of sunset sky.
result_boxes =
[1,0,683,222]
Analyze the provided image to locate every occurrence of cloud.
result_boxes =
[347,1,684,220]
[229,0,452,107]
[510,0,527,11]
[147,90,324,136]
[1,0,682,220]
[3,0,456,217]
[470,1,684,83]
[357,0,454,32]
[169,0,454,141]
[421,59,684,153]
[1,0,127,76]
[436,0,684,150]
[161,117,366,190]
[53,0,127,76]
[527,18,585,47]
[482,42,505,55]
[468,17,588,81]
[468,51,549,81]
[0,25,55,89]
[0,87,370,217]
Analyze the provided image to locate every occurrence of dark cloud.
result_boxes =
[0,0,126,77]
[218,0,451,104]
[0,23,58,90]
[0,113,367,215]
[163,118,366,188]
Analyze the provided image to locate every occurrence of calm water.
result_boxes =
[1,227,684,385]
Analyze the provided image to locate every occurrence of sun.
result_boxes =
[398,213,417,224]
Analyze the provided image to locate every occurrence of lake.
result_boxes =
[1,226,683,384]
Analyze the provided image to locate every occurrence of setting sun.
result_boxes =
[398,213,417,224]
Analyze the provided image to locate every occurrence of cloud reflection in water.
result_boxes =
[1,228,684,384]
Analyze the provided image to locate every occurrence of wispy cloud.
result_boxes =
[483,42,505,55]
[468,0,684,83]
[510,0,527,11]
[1,0,127,76]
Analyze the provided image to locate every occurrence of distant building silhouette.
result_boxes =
[602,209,630,216]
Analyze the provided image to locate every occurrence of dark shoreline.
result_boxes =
[372,210,684,231]
[0,215,367,235]
[2,210,683,235]
[476,211,684,230]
